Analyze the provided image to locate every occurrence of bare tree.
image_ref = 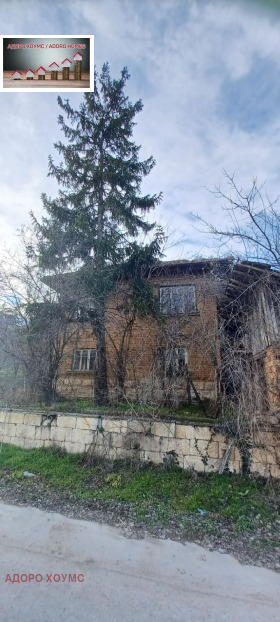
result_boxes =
[193,171,280,269]
[0,229,81,405]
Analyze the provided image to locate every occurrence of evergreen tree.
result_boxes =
[33,63,163,405]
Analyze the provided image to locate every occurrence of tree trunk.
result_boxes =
[94,304,109,405]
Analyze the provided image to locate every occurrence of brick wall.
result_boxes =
[1,409,279,478]
[57,272,220,403]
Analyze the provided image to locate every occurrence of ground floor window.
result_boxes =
[72,349,96,372]
[157,347,188,376]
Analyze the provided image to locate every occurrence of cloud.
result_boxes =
[1,0,280,260]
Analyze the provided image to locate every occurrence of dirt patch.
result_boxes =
[0,474,279,572]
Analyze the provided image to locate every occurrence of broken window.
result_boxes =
[159,285,196,315]
[72,349,96,371]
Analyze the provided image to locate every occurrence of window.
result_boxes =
[157,347,188,376]
[159,285,196,315]
[72,349,96,372]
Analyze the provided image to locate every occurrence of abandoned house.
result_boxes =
[220,261,280,415]
[55,258,233,406]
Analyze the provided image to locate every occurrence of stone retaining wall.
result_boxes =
[0,410,279,478]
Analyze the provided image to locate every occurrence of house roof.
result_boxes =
[11,70,23,76]
[149,257,233,278]
[36,66,46,72]
[73,52,83,59]
[61,58,72,64]
[25,68,35,74]
[222,261,280,304]
[42,258,233,294]
[49,62,59,68]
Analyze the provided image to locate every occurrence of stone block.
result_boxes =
[23,413,42,426]
[72,428,92,445]
[204,458,221,473]
[13,436,25,448]
[0,411,6,423]
[151,421,175,438]
[50,427,66,443]
[228,460,241,474]
[192,439,219,458]
[175,425,195,440]
[251,447,267,464]
[115,447,131,459]
[250,462,270,477]
[64,442,85,454]
[144,450,163,464]
[270,464,280,479]
[177,455,184,468]
[64,428,76,443]
[212,433,226,444]
[127,420,152,434]
[57,415,77,429]
[160,437,189,455]
[35,427,50,441]
[194,426,212,441]
[9,436,19,446]
[102,419,122,434]
[234,447,241,462]
[23,438,41,449]
[76,416,99,431]
[43,440,54,448]
[110,432,126,449]
[6,412,25,425]
[139,435,162,453]
[16,424,36,440]
[120,420,128,433]
[4,423,17,437]
[266,447,277,465]
[218,441,227,458]
[184,455,205,473]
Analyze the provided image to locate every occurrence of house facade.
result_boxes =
[56,259,231,406]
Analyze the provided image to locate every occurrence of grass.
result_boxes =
[0,444,278,535]
[2,399,214,423]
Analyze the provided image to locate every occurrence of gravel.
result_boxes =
[0,474,279,572]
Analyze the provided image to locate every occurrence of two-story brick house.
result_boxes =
[56,258,232,406]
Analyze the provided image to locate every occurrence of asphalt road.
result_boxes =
[0,502,279,621]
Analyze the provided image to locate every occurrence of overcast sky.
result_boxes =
[1,0,280,260]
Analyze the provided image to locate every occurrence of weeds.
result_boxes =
[0,444,278,535]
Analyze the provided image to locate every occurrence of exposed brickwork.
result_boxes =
[57,270,221,403]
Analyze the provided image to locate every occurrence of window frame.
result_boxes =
[72,349,96,372]
[159,284,197,315]
[157,346,188,377]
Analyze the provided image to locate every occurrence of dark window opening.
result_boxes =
[157,347,188,377]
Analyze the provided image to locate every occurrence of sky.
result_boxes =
[1,0,280,261]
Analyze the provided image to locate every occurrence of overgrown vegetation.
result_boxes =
[0,444,278,536]
[0,398,214,423]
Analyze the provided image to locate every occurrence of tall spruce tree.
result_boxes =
[33,63,163,405]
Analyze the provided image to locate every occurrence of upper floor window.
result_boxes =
[159,285,196,315]
[72,349,95,372]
